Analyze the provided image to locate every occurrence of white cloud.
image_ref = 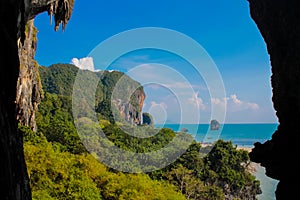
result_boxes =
[211,97,228,107]
[248,103,259,110]
[188,91,206,110]
[230,94,242,104]
[71,57,95,71]
[211,94,259,112]
[229,94,259,111]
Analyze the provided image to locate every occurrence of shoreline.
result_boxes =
[236,146,253,152]
[200,142,254,152]
[199,141,278,199]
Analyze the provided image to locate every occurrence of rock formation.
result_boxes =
[247,0,300,199]
[112,89,145,125]
[16,19,43,132]
[210,119,220,130]
[142,112,154,126]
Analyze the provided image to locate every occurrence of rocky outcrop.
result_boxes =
[109,85,145,125]
[16,19,43,132]
[248,0,300,199]
[30,0,74,31]
[101,70,146,125]
[210,119,220,130]
[142,112,154,126]
[15,0,74,131]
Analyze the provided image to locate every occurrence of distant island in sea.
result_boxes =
[210,119,220,130]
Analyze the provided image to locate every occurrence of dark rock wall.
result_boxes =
[248,0,300,199]
[0,1,32,199]
[0,0,74,199]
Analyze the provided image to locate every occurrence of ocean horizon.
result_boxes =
[155,123,279,148]
[155,123,279,200]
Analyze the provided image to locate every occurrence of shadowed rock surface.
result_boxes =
[0,0,74,199]
[248,0,300,199]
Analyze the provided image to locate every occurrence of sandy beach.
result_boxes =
[236,146,253,152]
[200,142,253,152]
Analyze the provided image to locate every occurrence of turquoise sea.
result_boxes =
[155,123,278,147]
[155,123,279,200]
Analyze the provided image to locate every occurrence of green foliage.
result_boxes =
[39,64,144,124]
[24,131,185,199]
[148,140,261,199]
[96,100,115,123]
[100,173,185,200]
[36,92,86,154]
[25,141,101,199]
[39,64,79,96]
[165,164,225,200]
[25,63,261,200]
[203,140,261,195]
[100,70,142,103]
[102,124,192,154]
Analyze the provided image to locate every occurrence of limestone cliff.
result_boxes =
[112,88,145,125]
[16,19,43,132]
[16,0,75,131]
[15,0,75,131]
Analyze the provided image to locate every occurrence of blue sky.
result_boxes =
[34,0,278,124]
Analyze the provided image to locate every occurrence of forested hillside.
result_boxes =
[39,64,145,124]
